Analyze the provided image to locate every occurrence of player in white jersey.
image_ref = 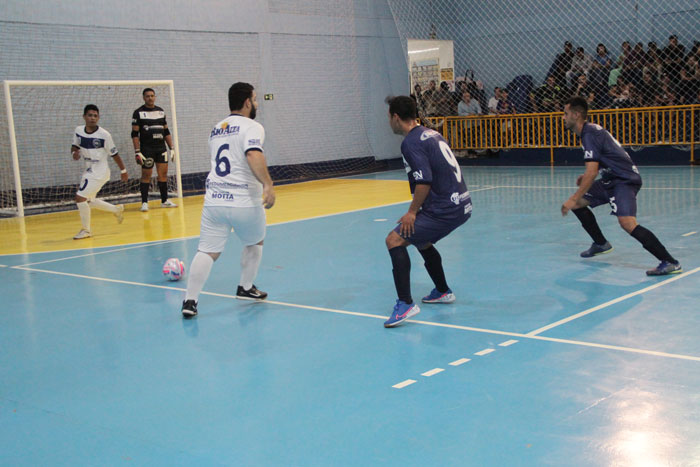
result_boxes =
[71,104,128,239]
[182,82,276,318]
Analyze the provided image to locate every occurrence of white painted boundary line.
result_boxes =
[682,231,697,237]
[499,340,519,347]
[527,267,700,336]
[392,379,417,389]
[421,368,444,377]
[0,264,7,268]
[8,265,700,363]
[449,358,470,366]
[495,185,700,191]
[475,348,495,356]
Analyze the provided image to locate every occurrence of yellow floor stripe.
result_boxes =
[0,178,410,255]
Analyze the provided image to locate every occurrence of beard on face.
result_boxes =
[249,105,257,120]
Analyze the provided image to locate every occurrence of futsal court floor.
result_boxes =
[1,166,699,466]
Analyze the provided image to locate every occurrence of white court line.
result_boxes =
[449,358,471,366]
[527,267,700,336]
[392,379,417,389]
[7,265,700,362]
[682,231,697,237]
[499,340,519,347]
[421,368,444,377]
[475,348,495,356]
[0,264,7,268]
[495,185,700,191]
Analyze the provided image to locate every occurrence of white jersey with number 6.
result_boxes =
[205,114,265,208]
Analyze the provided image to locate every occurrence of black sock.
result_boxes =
[158,181,168,203]
[630,225,677,263]
[418,245,448,293]
[389,246,412,304]
[140,182,150,203]
[572,207,607,245]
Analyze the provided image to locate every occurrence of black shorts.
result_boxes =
[142,148,169,164]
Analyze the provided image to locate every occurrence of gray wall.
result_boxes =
[0,0,409,182]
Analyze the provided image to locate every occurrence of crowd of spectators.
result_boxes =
[410,35,700,120]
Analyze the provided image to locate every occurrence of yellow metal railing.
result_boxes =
[424,104,699,164]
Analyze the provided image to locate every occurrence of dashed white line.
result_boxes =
[421,368,444,377]
[392,379,417,389]
[682,231,697,237]
[373,218,388,222]
[449,358,471,366]
[499,340,519,347]
[475,348,495,356]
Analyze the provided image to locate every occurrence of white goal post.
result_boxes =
[2,80,182,217]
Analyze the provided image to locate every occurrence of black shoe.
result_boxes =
[236,285,268,300]
[181,299,198,318]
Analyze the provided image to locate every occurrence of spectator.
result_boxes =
[530,75,563,112]
[452,80,467,112]
[592,43,614,71]
[621,42,645,86]
[570,73,595,107]
[611,83,632,109]
[637,70,659,107]
[496,89,517,114]
[679,54,700,104]
[655,73,676,106]
[645,41,663,77]
[566,47,593,85]
[458,90,482,116]
[548,41,574,88]
[617,41,633,68]
[411,83,426,116]
[434,81,455,116]
[488,87,502,114]
[663,35,686,88]
[422,80,437,116]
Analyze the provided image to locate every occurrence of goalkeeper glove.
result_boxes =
[135,151,144,165]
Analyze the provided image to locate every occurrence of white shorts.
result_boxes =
[198,205,266,253]
[76,176,108,199]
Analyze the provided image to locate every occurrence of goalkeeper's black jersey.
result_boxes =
[132,105,168,152]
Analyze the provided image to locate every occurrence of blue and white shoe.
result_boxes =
[580,241,613,258]
[646,261,682,276]
[384,300,420,328]
[422,288,456,304]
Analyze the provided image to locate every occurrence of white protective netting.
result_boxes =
[0,82,178,216]
[387,0,700,115]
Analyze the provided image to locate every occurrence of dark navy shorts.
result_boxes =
[584,180,641,217]
[393,208,471,248]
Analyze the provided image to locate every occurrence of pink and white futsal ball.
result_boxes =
[163,257,185,281]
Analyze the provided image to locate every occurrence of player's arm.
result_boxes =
[398,183,430,237]
[111,154,128,181]
[562,161,598,216]
[245,149,275,209]
[163,123,175,161]
[71,145,81,160]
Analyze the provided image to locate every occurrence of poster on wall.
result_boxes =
[407,39,455,91]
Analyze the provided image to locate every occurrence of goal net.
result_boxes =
[1,80,181,217]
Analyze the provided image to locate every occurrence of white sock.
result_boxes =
[239,244,263,290]
[77,201,91,230]
[185,252,215,302]
[90,198,118,213]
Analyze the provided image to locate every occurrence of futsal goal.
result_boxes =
[1,80,182,217]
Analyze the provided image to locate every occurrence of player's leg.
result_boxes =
[73,176,104,239]
[140,166,153,211]
[231,206,268,300]
[88,181,124,224]
[182,207,229,318]
[418,243,455,304]
[384,230,420,328]
[613,184,682,275]
[573,180,613,257]
[156,152,176,207]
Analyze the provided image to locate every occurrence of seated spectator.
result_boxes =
[679,54,700,104]
[569,73,595,107]
[645,41,663,78]
[496,89,517,114]
[637,70,659,107]
[548,41,574,88]
[422,80,437,116]
[617,41,633,68]
[592,43,614,71]
[411,83,427,116]
[611,83,632,109]
[530,75,562,112]
[620,42,645,86]
[458,90,482,116]
[566,47,593,85]
[663,35,686,89]
[655,73,676,106]
[488,87,502,114]
[434,81,455,116]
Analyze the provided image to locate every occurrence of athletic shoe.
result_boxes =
[236,285,268,300]
[114,204,124,224]
[140,202,149,212]
[73,229,92,240]
[161,200,177,208]
[181,299,198,318]
[422,288,456,304]
[646,261,682,276]
[580,241,613,258]
[384,300,420,328]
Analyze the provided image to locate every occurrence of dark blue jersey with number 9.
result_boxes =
[400,126,471,219]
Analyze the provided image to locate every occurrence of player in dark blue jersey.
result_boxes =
[383,96,472,327]
[561,96,681,275]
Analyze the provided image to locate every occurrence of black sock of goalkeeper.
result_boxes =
[158,181,168,203]
[572,207,607,245]
[140,182,150,203]
[389,246,412,304]
[419,245,449,293]
[630,225,677,263]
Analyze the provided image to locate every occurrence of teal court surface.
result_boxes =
[1,166,699,465]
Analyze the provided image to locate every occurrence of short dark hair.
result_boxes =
[385,95,417,121]
[229,82,255,111]
[83,104,99,115]
[576,47,584,52]
[142,88,155,96]
[565,96,588,118]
